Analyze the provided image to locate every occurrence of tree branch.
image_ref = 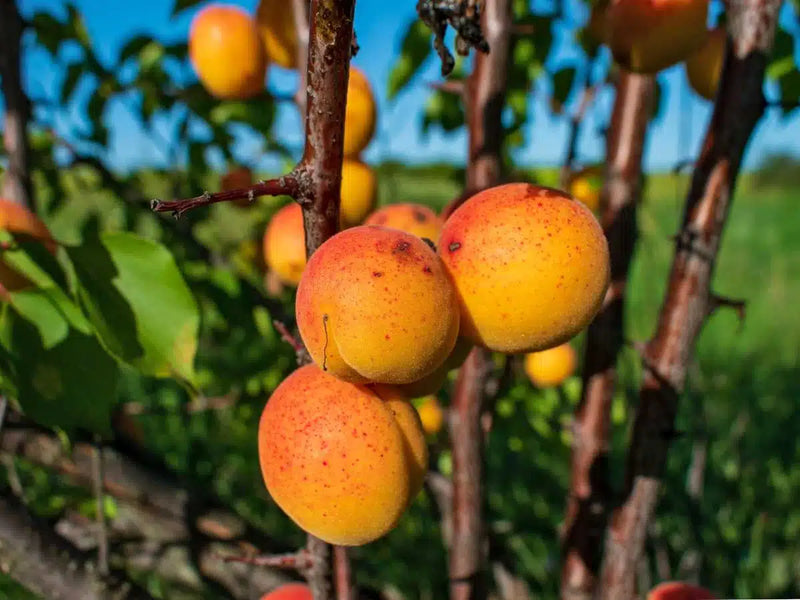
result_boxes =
[561,71,654,600]
[598,1,781,597]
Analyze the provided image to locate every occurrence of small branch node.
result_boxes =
[708,293,747,327]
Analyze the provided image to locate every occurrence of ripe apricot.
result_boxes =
[569,166,603,213]
[398,335,472,397]
[189,4,266,100]
[439,183,609,353]
[258,365,427,545]
[365,203,443,243]
[524,343,577,388]
[255,0,298,69]
[260,583,311,600]
[296,226,459,384]
[606,0,709,74]
[415,395,445,435]
[0,199,56,292]
[344,67,377,158]
[686,27,726,101]
[340,159,377,229]
[647,582,716,600]
[263,203,306,286]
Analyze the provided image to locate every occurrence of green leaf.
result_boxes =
[118,35,153,65]
[422,90,465,133]
[61,62,84,103]
[67,231,199,382]
[6,288,70,349]
[66,3,91,47]
[387,20,433,100]
[172,0,205,17]
[0,310,118,437]
[32,11,67,55]
[551,66,577,107]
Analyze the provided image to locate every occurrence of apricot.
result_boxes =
[189,4,266,100]
[255,0,298,69]
[647,582,716,600]
[260,583,312,600]
[258,365,427,545]
[606,0,709,74]
[569,166,603,213]
[263,203,306,286]
[0,199,56,292]
[365,203,443,243]
[439,183,609,353]
[524,343,577,388]
[344,67,377,158]
[296,226,459,384]
[415,395,445,436]
[685,27,726,101]
[398,335,472,397]
[340,159,377,229]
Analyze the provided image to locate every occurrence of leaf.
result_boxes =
[422,90,465,133]
[172,0,205,17]
[551,66,577,107]
[66,3,91,47]
[118,35,153,65]
[31,11,67,55]
[6,288,70,349]
[0,310,119,437]
[61,61,84,103]
[67,231,199,382]
[387,20,433,100]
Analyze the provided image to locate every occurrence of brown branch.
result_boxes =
[292,0,310,117]
[333,546,353,600]
[598,1,781,598]
[223,550,313,570]
[91,436,110,577]
[559,82,600,189]
[0,0,33,208]
[428,79,467,95]
[560,71,654,600]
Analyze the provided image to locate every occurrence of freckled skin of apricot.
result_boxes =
[439,183,610,354]
[263,203,306,286]
[296,226,460,384]
[189,4,266,100]
[260,583,312,600]
[607,0,709,74]
[258,365,423,546]
[365,203,443,243]
[647,582,716,600]
[340,159,377,229]
[398,335,473,397]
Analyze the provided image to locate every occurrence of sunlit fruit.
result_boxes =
[685,27,726,101]
[296,226,459,384]
[258,365,427,545]
[439,183,610,353]
[189,4,267,99]
[647,582,716,600]
[263,203,306,286]
[344,67,377,158]
[415,395,445,435]
[606,0,709,74]
[524,343,577,388]
[0,198,56,292]
[340,159,377,229]
[365,203,443,243]
[255,0,298,69]
[398,335,472,397]
[569,166,603,213]
[260,583,312,600]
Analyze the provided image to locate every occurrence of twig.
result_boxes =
[559,81,600,189]
[598,2,782,597]
[333,546,353,600]
[222,550,313,570]
[427,79,467,95]
[0,395,8,438]
[91,435,109,577]
[273,320,312,365]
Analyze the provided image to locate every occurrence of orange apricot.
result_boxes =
[296,226,459,384]
[260,583,311,600]
[365,203,443,243]
[569,165,603,213]
[344,67,377,157]
[398,335,472,397]
[685,27,726,101]
[606,0,709,74]
[189,4,266,100]
[255,0,298,70]
[647,582,716,600]
[263,203,306,286]
[415,395,445,436]
[0,199,56,292]
[258,365,426,545]
[340,159,377,229]
[524,343,577,388]
[439,183,609,353]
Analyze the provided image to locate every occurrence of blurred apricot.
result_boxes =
[340,159,377,228]
[263,203,306,286]
[255,0,298,69]
[647,581,716,600]
[344,67,377,157]
[0,198,56,292]
[415,395,445,435]
[365,203,442,243]
[524,343,577,388]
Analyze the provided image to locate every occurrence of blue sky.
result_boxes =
[14,0,800,173]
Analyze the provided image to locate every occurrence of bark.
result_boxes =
[560,71,654,600]
[598,1,781,597]
[0,0,33,207]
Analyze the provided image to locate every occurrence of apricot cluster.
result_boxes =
[258,183,609,546]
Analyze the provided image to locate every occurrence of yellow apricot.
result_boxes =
[344,67,377,158]
[365,203,443,243]
[0,198,56,292]
[686,27,726,101]
[415,395,445,436]
[524,343,577,388]
[258,365,426,545]
[189,4,266,100]
[340,159,377,229]
[398,335,472,397]
[606,0,709,74]
[296,226,459,384]
[377,387,428,500]
[255,0,298,70]
[263,203,306,286]
[439,183,609,353]
[569,166,603,213]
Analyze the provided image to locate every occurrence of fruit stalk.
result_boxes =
[598,1,781,598]
[448,1,511,599]
[0,0,33,208]
[560,70,654,600]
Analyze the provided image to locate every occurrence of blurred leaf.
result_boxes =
[66,3,91,47]
[422,90,464,133]
[61,62,84,103]
[31,11,67,55]
[67,231,199,382]
[387,20,433,100]
[118,34,153,65]
[172,0,205,16]
[7,288,70,349]
[552,66,577,107]
[767,26,795,80]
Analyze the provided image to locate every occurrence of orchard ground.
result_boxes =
[2,163,798,599]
